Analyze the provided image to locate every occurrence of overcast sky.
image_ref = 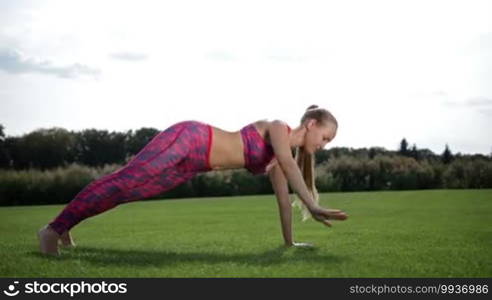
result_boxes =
[1,0,491,155]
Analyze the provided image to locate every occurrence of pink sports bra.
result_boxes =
[240,123,291,175]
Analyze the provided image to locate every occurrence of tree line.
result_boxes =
[2,125,488,171]
[0,124,491,206]
[0,124,160,169]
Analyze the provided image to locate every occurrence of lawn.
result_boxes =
[0,189,491,277]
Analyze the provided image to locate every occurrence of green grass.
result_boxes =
[1,189,491,277]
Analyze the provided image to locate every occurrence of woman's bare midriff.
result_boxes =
[208,121,270,171]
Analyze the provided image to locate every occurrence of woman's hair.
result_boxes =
[293,105,338,221]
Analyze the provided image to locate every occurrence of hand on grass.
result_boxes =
[293,242,314,248]
[285,242,314,248]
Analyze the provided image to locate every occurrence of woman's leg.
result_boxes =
[38,167,196,255]
[39,122,203,255]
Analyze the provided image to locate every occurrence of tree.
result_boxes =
[399,138,409,156]
[409,144,419,160]
[315,149,330,164]
[0,124,5,142]
[442,144,453,164]
[369,147,386,159]
[15,128,76,170]
[0,124,10,168]
[73,129,129,167]
[416,148,436,161]
[126,127,160,156]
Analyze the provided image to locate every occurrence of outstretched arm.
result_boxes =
[268,121,318,210]
[268,120,348,226]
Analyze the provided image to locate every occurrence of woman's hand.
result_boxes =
[285,242,315,248]
[309,206,348,227]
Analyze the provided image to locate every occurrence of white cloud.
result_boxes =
[0,48,100,78]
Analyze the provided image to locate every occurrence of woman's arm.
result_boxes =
[268,162,293,246]
[268,120,318,211]
[268,120,348,225]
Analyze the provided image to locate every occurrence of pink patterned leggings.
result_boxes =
[49,121,213,235]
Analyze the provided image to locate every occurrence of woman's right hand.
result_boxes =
[309,206,348,227]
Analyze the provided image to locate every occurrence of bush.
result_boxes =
[1,155,491,206]
[0,163,120,206]
[443,159,492,189]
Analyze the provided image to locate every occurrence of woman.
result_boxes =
[38,105,348,255]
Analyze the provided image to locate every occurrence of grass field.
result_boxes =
[0,189,491,277]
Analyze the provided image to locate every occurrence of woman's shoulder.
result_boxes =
[249,119,291,144]
[250,119,289,131]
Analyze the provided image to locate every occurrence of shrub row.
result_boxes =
[1,156,491,206]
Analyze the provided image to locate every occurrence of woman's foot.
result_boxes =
[37,225,60,256]
[59,231,76,248]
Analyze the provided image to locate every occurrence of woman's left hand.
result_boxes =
[287,242,315,248]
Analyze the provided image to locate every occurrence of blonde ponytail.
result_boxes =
[292,104,337,221]
[292,146,319,221]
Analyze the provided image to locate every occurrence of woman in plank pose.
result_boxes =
[38,105,348,255]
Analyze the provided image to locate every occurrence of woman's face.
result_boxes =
[303,119,337,154]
